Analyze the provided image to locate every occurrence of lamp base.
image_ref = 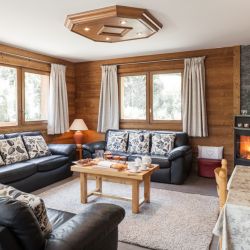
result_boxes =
[73,131,84,144]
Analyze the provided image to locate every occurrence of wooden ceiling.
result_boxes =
[65,5,163,43]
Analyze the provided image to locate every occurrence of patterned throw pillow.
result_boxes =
[0,155,5,167]
[151,133,176,156]
[23,135,51,159]
[0,184,52,236]
[0,136,29,165]
[107,131,128,152]
[128,132,150,154]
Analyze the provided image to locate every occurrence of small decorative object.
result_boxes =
[141,155,152,167]
[237,123,243,128]
[95,150,104,159]
[244,123,249,128]
[134,157,142,166]
[241,110,248,115]
[69,119,88,144]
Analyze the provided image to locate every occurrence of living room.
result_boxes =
[0,1,249,250]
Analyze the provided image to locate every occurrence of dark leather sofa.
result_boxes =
[83,129,192,184]
[0,131,76,192]
[0,196,125,250]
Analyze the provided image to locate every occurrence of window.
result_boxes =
[24,71,49,122]
[120,74,147,120]
[119,71,182,125]
[152,72,182,121]
[0,66,18,126]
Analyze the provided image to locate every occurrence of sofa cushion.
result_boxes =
[0,196,44,250]
[128,132,150,154]
[151,133,175,156]
[106,131,128,152]
[0,162,37,184]
[47,208,75,230]
[4,131,41,139]
[0,136,29,165]
[23,135,51,159]
[29,155,69,172]
[0,184,52,236]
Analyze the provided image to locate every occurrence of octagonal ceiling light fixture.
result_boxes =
[65,5,163,43]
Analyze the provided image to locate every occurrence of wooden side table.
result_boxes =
[76,144,83,160]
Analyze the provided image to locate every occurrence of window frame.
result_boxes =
[0,63,21,128]
[119,72,150,124]
[21,68,49,125]
[118,70,183,126]
[149,70,183,124]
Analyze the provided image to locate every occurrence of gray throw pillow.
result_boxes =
[0,184,52,236]
[151,133,176,155]
[23,135,51,159]
[0,136,29,165]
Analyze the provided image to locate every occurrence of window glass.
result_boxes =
[0,66,18,126]
[24,72,49,122]
[152,73,182,120]
[120,75,146,120]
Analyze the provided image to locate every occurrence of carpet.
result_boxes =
[38,177,219,250]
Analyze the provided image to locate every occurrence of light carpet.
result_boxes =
[38,177,219,250]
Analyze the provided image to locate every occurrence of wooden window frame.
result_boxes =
[0,63,21,128]
[149,70,182,125]
[119,72,150,124]
[118,70,183,127]
[21,68,49,125]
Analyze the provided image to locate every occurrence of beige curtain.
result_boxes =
[97,65,119,133]
[47,64,69,135]
[182,57,208,137]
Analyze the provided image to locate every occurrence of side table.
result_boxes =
[76,144,83,160]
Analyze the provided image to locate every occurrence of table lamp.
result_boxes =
[69,119,88,144]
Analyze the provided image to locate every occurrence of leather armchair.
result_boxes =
[0,197,125,250]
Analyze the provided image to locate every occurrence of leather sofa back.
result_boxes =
[105,129,189,149]
[0,197,44,250]
[2,131,41,139]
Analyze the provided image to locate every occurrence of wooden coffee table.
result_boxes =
[71,163,159,213]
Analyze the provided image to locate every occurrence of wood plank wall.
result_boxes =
[75,46,241,172]
[0,44,75,143]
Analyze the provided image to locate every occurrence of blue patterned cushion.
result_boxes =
[0,136,29,165]
[107,131,128,152]
[151,133,176,156]
[128,132,150,154]
[23,135,51,159]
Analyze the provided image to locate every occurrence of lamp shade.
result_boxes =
[69,119,88,131]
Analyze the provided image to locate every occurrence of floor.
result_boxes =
[36,171,219,250]
[119,171,218,250]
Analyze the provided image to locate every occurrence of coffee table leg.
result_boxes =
[144,175,151,203]
[132,180,139,213]
[80,173,87,203]
[96,176,102,192]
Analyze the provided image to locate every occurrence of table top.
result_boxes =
[227,165,250,207]
[71,163,159,181]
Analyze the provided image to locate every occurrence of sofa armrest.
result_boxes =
[168,145,192,161]
[83,141,106,154]
[45,203,125,250]
[48,144,76,156]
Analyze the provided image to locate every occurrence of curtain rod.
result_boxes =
[0,51,65,66]
[102,56,206,66]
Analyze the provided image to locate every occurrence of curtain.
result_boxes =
[182,57,208,137]
[97,65,119,133]
[47,64,69,135]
